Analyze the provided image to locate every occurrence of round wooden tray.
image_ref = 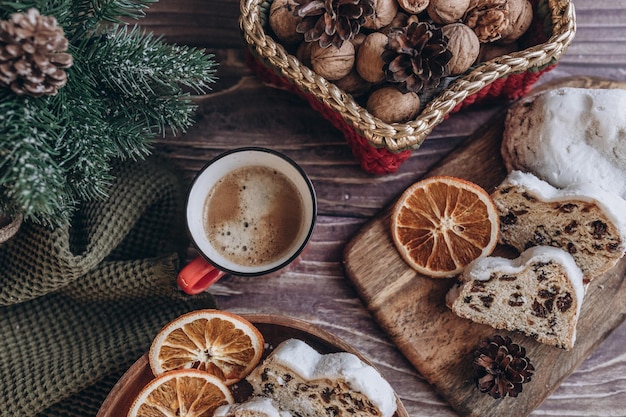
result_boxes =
[97,313,409,417]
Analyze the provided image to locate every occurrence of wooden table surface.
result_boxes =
[140,1,626,416]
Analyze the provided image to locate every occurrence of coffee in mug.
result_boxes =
[178,147,316,294]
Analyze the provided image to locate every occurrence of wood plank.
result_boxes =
[343,77,626,417]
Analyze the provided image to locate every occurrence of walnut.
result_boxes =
[442,23,480,75]
[269,0,302,45]
[310,41,355,81]
[334,68,372,97]
[366,86,421,123]
[356,32,388,83]
[463,0,509,43]
[427,0,471,24]
[397,0,429,15]
[364,0,399,30]
[499,0,533,44]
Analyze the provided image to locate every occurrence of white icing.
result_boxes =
[213,397,292,417]
[270,338,397,417]
[466,246,585,317]
[502,170,626,244]
[502,87,626,198]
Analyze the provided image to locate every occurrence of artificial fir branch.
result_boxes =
[0,0,217,226]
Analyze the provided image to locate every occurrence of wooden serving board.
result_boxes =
[344,77,626,417]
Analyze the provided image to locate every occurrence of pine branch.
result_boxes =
[0,2,218,226]
[0,94,72,225]
[85,25,217,136]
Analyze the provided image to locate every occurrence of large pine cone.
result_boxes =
[293,0,375,48]
[472,335,535,399]
[0,8,73,96]
[382,21,452,94]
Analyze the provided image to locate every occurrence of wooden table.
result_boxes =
[140,1,626,416]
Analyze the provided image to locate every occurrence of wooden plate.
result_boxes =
[97,313,409,417]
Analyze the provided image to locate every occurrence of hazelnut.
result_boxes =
[366,86,421,124]
[442,23,480,75]
[364,0,399,30]
[269,0,303,45]
[296,41,314,67]
[356,32,388,84]
[310,41,355,81]
[397,0,429,15]
[499,0,533,44]
[427,0,471,24]
[476,41,519,63]
[334,68,373,98]
[380,11,408,34]
[350,33,368,53]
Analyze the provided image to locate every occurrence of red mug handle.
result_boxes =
[177,256,226,295]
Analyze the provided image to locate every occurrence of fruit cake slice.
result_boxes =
[446,246,585,350]
[245,338,397,417]
[213,397,292,417]
[492,170,626,282]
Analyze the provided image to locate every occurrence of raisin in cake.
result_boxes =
[446,246,585,349]
[245,338,397,417]
[213,397,292,417]
[492,170,626,281]
[501,87,626,199]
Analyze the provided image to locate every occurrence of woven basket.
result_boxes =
[240,0,576,174]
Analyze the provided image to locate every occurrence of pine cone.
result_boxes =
[463,0,510,43]
[0,8,73,96]
[382,21,452,94]
[294,0,375,48]
[472,335,535,399]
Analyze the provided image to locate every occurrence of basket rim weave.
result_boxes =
[240,0,576,152]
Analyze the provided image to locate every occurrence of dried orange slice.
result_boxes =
[149,309,264,385]
[127,369,234,417]
[391,176,499,278]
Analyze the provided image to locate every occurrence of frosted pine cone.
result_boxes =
[294,0,375,48]
[472,335,535,399]
[0,8,73,96]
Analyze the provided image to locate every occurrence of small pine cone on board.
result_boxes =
[0,8,73,96]
[472,335,535,399]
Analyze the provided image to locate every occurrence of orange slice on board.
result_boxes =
[127,369,234,417]
[391,176,499,278]
[149,309,264,385]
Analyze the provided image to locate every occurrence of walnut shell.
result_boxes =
[499,0,533,44]
[427,0,471,24]
[356,32,388,83]
[310,41,355,81]
[364,0,399,30]
[442,23,480,75]
[269,0,302,45]
[366,86,421,123]
[397,0,429,15]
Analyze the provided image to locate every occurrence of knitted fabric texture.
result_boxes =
[0,157,217,416]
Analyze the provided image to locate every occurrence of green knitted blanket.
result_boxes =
[0,157,217,416]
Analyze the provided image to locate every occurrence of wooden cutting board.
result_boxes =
[344,76,626,417]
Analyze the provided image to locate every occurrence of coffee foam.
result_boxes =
[203,166,304,267]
